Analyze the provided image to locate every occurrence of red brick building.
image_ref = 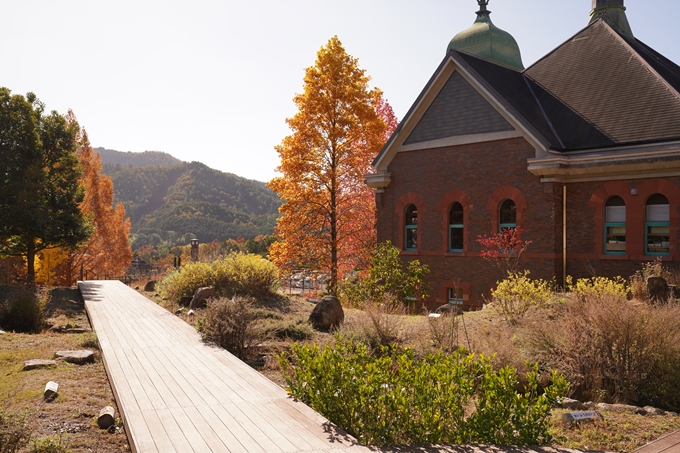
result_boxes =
[366,0,680,309]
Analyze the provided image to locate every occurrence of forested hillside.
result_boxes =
[101,160,280,248]
[96,147,183,167]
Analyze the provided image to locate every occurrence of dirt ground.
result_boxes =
[0,287,130,453]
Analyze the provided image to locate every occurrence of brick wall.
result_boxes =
[375,137,680,310]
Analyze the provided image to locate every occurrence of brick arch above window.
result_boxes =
[486,186,528,233]
[439,190,473,252]
[395,192,426,252]
[591,179,680,259]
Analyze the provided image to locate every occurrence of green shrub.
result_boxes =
[339,241,429,309]
[158,253,278,302]
[196,296,262,359]
[0,288,47,333]
[491,272,554,322]
[280,339,568,446]
[523,292,680,410]
[0,408,31,453]
[30,436,69,453]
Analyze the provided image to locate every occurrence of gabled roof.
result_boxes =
[526,19,680,149]
[372,18,680,171]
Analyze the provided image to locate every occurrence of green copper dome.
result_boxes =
[447,1,524,71]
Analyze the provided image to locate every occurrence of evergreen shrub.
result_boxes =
[280,339,568,446]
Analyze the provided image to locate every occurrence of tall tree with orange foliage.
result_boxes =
[54,119,133,284]
[268,37,394,294]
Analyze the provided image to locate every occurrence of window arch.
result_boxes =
[405,204,418,251]
[646,194,670,255]
[499,199,516,231]
[449,202,464,252]
[605,196,626,254]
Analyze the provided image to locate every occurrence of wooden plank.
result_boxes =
[205,403,269,453]
[168,407,214,453]
[155,408,197,453]
[113,348,155,412]
[192,404,252,453]
[634,430,680,453]
[140,409,177,453]
[132,348,183,410]
[250,400,330,451]
[216,403,282,453]
[232,401,297,452]
[124,408,160,453]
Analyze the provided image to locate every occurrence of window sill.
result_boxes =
[401,250,419,256]
[599,254,629,260]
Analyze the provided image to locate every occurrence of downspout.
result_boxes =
[563,184,567,287]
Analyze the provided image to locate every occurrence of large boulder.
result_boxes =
[647,276,670,302]
[190,287,215,309]
[309,295,344,331]
[144,280,156,292]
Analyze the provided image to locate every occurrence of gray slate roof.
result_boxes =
[374,18,680,166]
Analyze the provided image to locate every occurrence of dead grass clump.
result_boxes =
[335,301,412,350]
[196,296,264,359]
[0,287,48,333]
[522,293,680,409]
[0,407,31,453]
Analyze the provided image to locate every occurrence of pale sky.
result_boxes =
[2,1,678,182]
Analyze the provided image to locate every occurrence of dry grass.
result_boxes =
[0,287,130,453]
[140,285,680,452]
[550,409,680,452]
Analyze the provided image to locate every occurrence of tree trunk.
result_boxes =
[329,147,338,296]
[26,239,36,283]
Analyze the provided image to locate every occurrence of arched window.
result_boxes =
[449,202,464,252]
[405,204,418,251]
[646,194,670,255]
[605,196,626,254]
[499,199,516,231]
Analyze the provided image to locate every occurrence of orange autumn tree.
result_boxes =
[53,124,133,284]
[268,36,392,294]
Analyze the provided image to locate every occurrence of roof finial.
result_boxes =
[477,0,491,16]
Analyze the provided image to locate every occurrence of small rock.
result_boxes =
[559,397,585,410]
[668,411,678,417]
[97,406,115,429]
[134,286,140,290]
[306,298,320,304]
[187,310,194,316]
[584,401,598,409]
[597,403,646,415]
[644,406,666,416]
[54,350,95,365]
[23,359,57,371]
[66,328,88,334]
[44,381,59,400]
[175,307,185,315]
[48,325,64,333]
[0,329,5,334]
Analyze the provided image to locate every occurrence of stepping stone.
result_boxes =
[23,359,57,371]
[54,350,95,364]
[66,328,88,334]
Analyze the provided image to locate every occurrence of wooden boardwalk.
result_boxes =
[80,280,587,453]
[633,431,680,453]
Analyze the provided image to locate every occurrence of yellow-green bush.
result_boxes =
[491,271,554,321]
[568,276,628,302]
[158,253,278,302]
